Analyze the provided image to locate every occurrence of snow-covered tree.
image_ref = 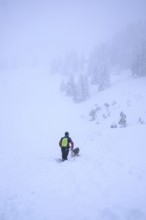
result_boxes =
[109,21,146,70]
[74,74,89,102]
[111,123,117,128]
[61,74,90,103]
[65,75,76,97]
[138,117,144,124]
[89,105,101,121]
[88,44,110,91]
[98,62,110,91]
[132,47,146,77]
[118,112,127,127]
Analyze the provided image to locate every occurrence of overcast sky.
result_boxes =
[1,0,146,64]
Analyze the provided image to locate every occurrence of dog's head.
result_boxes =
[73,148,80,156]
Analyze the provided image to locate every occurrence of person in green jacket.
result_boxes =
[59,132,74,161]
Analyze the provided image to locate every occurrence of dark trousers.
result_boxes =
[61,147,69,161]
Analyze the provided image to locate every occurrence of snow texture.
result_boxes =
[0,69,146,220]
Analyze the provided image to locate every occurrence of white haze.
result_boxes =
[1,0,146,68]
[0,69,146,220]
[0,1,146,219]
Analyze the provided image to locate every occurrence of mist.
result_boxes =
[1,1,146,219]
[1,0,146,69]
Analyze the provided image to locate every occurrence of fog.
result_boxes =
[1,0,146,69]
[0,3,146,218]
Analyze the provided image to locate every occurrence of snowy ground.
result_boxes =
[0,69,146,220]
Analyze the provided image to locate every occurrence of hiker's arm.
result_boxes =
[70,139,74,150]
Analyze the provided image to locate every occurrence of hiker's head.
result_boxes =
[65,131,69,137]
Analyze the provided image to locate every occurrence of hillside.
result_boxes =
[0,69,146,220]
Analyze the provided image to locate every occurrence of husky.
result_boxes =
[71,147,80,157]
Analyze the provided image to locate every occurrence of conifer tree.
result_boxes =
[73,74,89,103]
[132,47,146,77]
[118,112,127,127]
[88,44,110,91]
[65,75,76,97]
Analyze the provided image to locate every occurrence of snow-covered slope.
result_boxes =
[0,69,146,220]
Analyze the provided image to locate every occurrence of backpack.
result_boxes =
[61,137,68,147]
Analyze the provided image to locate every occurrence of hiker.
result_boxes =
[59,132,74,161]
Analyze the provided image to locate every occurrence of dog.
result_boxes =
[71,147,80,157]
